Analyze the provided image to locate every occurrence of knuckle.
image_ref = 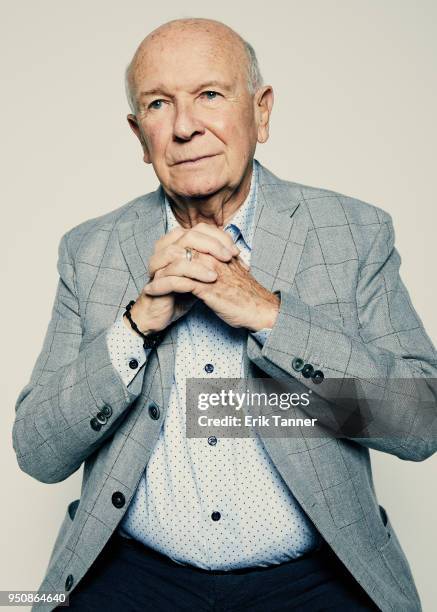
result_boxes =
[204,254,218,268]
[197,251,210,263]
[167,244,180,257]
[185,227,197,240]
[168,242,179,254]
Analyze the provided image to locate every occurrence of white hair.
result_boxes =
[124,36,263,114]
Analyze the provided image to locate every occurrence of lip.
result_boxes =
[173,154,219,166]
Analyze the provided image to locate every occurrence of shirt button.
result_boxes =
[204,363,214,373]
[129,358,139,369]
[208,436,218,446]
[211,511,221,521]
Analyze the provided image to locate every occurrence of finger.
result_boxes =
[157,259,217,282]
[177,230,237,262]
[144,276,199,296]
[149,244,218,278]
[191,222,240,255]
[148,243,187,277]
[153,226,186,253]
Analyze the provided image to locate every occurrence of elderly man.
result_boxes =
[13,17,436,612]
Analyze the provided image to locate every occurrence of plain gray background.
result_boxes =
[1,1,436,609]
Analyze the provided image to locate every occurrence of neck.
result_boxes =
[165,162,254,229]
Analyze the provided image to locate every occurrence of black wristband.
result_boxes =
[123,300,166,349]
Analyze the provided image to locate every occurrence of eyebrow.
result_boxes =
[138,80,233,99]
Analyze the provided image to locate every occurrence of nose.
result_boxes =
[173,101,204,142]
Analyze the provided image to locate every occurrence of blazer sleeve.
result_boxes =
[247,212,437,461]
[12,230,147,483]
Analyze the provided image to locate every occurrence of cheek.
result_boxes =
[142,121,168,154]
[213,109,256,151]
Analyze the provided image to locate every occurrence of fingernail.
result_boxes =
[206,270,216,279]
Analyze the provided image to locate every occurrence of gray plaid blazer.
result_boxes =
[13,161,437,611]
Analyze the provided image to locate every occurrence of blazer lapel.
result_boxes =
[241,162,310,380]
[118,185,176,408]
[117,187,166,295]
[249,163,308,292]
[241,165,327,516]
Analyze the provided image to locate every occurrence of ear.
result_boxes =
[127,114,152,164]
[254,86,274,144]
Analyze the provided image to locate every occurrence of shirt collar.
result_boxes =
[164,159,259,251]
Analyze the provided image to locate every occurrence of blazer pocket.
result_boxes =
[376,506,419,602]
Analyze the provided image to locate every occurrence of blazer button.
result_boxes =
[65,574,74,591]
[312,370,324,384]
[111,491,125,508]
[90,417,101,431]
[95,412,108,425]
[292,358,304,371]
[301,364,314,378]
[208,436,218,446]
[211,511,221,521]
[101,405,113,418]
[148,403,160,420]
[129,358,139,369]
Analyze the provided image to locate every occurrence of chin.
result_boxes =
[173,176,224,199]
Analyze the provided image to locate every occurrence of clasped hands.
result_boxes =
[127,222,280,336]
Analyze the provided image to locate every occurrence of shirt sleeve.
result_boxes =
[106,313,151,389]
[250,328,272,346]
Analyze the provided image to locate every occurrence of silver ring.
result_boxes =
[185,247,193,262]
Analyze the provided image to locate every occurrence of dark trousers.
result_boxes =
[63,533,380,611]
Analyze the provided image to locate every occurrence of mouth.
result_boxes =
[173,154,219,166]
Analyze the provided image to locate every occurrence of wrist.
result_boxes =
[123,300,167,350]
[122,313,152,338]
[247,295,280,332]
[127,297,160,334]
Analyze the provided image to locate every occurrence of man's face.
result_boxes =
[128,28,270,199]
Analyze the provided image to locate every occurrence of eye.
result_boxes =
[201,90,221,101]
[148,99,165,110]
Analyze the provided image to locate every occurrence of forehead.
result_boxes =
[131,29,247,92]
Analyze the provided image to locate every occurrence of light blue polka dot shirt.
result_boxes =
[107,160,322,569]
